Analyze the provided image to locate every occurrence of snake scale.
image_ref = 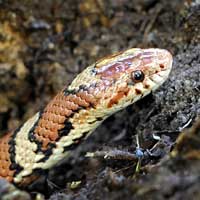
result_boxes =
[0,48,172,187]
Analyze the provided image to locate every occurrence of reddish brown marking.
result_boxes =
[144,84,150,89]
[34,89,98,150]
[107,88,130,108]
[76,91,97,105]
[97,57,136,78]
[159,64,165,69]
[135,88,142,95]
[0,132,15,182]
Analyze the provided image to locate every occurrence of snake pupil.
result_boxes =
[132,70,145,82]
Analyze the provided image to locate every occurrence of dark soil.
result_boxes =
[0,0,199,200]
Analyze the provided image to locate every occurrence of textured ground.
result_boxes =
[0,0,199,200]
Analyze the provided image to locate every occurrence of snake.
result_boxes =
[0,48,172,187]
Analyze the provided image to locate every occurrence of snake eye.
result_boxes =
[131,70,145,82]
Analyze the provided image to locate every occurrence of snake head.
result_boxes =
[95,48,173,109]
[127,48,173,92]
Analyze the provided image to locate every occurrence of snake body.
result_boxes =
[0,48,172,186]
